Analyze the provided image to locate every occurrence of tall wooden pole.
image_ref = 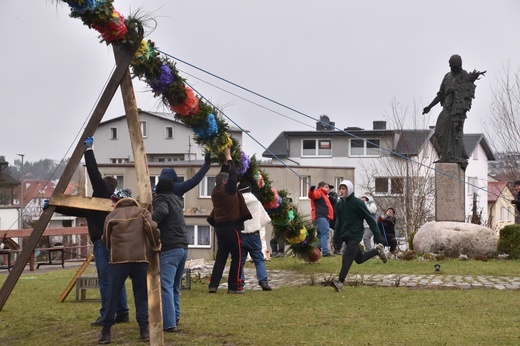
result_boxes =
[0,45,138,311]
[115,50,164,345]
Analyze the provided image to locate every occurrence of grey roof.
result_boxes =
[463,133,495,160]
[393,130,433,157]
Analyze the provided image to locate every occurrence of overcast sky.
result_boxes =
[2,0,520,167]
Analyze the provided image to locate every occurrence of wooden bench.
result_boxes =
[35,247,65,269]
[75,275,100,302]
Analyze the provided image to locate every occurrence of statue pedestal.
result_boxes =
[435,163,465,222]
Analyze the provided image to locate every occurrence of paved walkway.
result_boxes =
[2,260,519,291]
[190,262,520,291]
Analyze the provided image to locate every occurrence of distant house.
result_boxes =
[263,116,494,235]
[487,181,515,231]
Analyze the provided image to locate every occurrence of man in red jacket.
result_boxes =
[308,181,334,256]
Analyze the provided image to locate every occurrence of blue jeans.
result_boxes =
[240,232,268,285]
[93,240,128,318]
[314,217,331,255]
[103,262,148,329]
[160,248,188,329]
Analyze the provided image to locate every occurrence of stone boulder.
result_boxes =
[413,221,498,258]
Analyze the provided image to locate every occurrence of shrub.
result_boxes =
[497,224,520,259]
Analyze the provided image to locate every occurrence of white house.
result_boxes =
[262,117,494,236]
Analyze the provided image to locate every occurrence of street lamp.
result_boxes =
[17,154,24,230]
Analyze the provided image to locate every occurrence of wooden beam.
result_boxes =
[58,253,94,302]
[117,51,164,345]
[49,194,112,212]
[0,227,88,238]
[0,44,138,311]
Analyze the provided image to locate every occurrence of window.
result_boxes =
[499,206,505,221]
[300,176,311,198]
[165,126,174,139]
[467,177,478,196]
[150,175,159,190]
[140,121,147,138]
[302,139,332,157]
[200,176,216,198]
[349,138,380,157]
[375,177,404,195]
[107,175,124,189]
[187,225,211,247]
[109,127,118,140]
[110,158,129,164]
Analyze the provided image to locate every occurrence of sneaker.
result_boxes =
[259,280,272,291]
[227,290,245,294]
[376,244,387,263]
[140,327,150,341]
[322,253,334,257]
[114,312,129,323]
[163,327,177,333]
[332,280,343,292]
[91,316,103,327]
[97,329,111,344]
[208,286,217,293]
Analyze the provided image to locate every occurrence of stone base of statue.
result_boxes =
[435,162,465,222]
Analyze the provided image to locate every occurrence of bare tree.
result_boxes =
[485,63,520,182]
[359,100,437,240]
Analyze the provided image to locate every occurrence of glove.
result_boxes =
[204,152,212,165]
[310,185,316,191]
[84,136,94,150]
[43,199,49,210]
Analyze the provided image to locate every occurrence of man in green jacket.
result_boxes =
[331,180,387,292]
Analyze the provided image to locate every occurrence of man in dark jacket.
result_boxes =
[331,180,387,292]
[207,147,252,293]
[54,137,128,326]
[98,189,161,344]
[152,153,211,332]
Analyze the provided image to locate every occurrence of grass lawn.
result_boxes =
[0,257,518,345]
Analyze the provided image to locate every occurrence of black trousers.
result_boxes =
[209,227,243,291]
[338,239,378,282]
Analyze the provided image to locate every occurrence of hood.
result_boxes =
[339,180,354,198]
[160,168,178,182]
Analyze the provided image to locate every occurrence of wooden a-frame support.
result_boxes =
[0,44,164,345]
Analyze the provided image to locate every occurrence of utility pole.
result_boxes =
[17,154,24,230]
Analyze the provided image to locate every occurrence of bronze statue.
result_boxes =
[423,55,485,171]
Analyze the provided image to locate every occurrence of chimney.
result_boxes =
[373,120,386,130]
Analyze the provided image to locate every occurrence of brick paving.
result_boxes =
[190,261,520,291]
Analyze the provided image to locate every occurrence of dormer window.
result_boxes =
[302,139,332,157]
[349,139,381,157]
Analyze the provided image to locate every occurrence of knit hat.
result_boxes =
[155,178,174,194]
[111,188,132,202]
[160,168,178,182]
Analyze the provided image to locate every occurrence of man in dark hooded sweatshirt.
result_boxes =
[331,180,387,292]
[152,152,211,332]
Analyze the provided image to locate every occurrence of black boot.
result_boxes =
[91,316,103,327]
[140,326,150,341]
[97,328,111,344]
[114,311,129,323]
[259,280,272,291]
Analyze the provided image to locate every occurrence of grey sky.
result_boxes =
[2,0,520,167]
